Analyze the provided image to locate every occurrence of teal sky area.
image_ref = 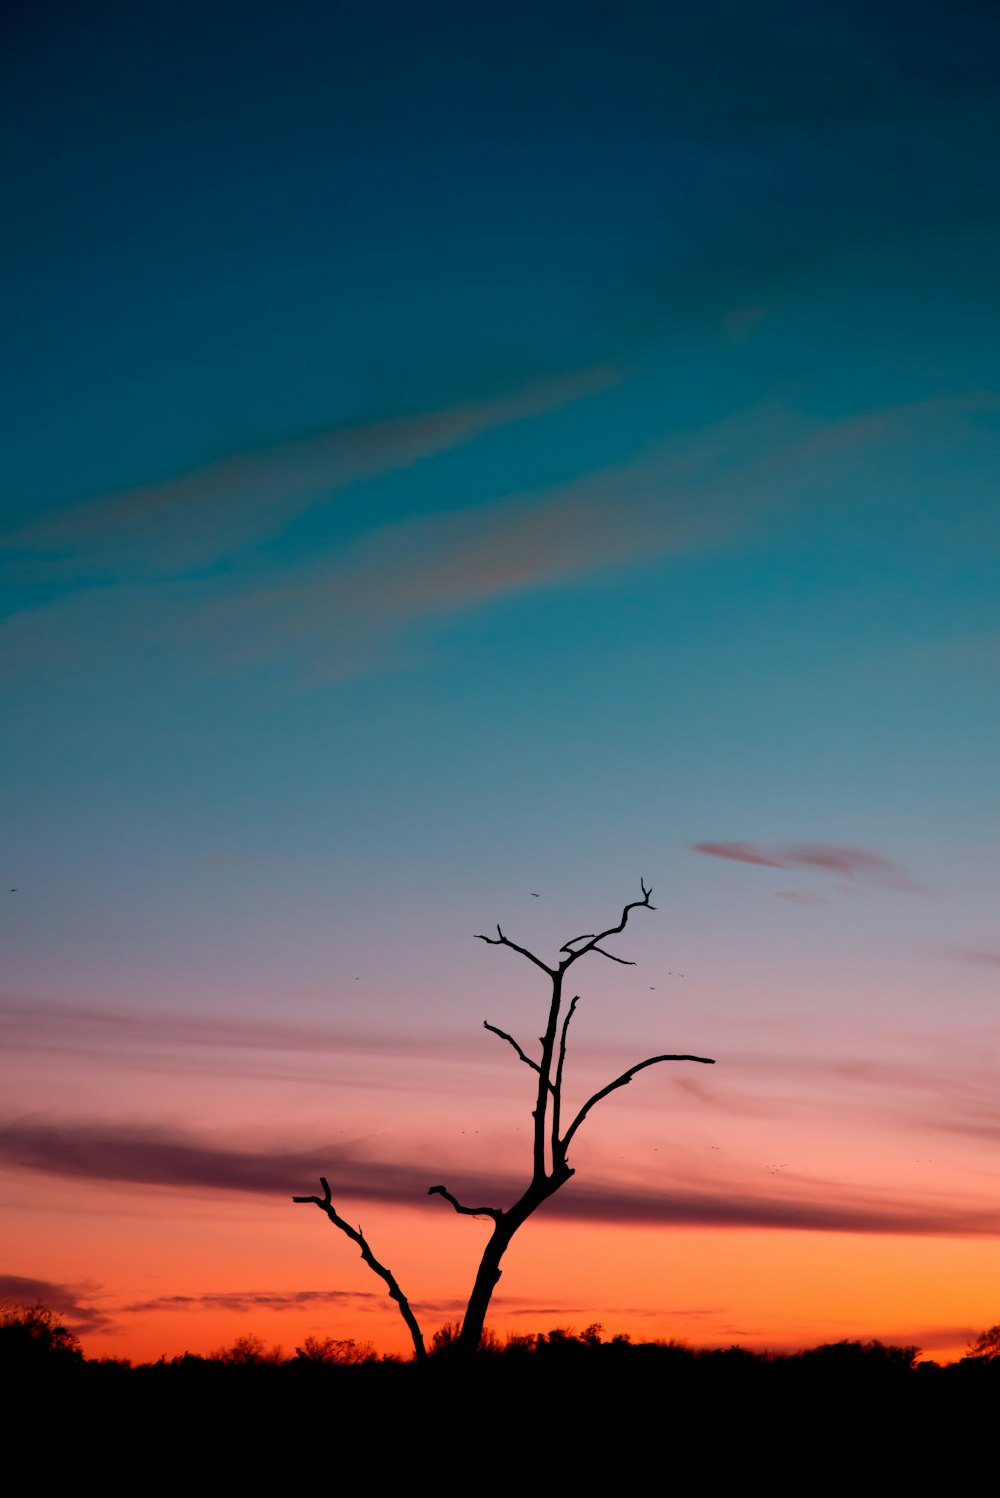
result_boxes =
[1,2,999,1357]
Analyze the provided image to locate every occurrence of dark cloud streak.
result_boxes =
[4,1117,1000,1239]
[122,1287,378,1314]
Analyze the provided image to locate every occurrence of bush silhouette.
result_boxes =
[0,1302,83,1370]
[209,1333,283,1366]
[965,1323,1000,1360]
[293,1335,376,1365]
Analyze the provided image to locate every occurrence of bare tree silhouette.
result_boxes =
[294,880,715,1361]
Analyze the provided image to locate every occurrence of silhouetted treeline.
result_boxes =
[8,1307,1000,1385]
[8,1312,999,1482]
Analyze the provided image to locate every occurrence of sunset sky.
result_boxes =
[2,1,999,1365]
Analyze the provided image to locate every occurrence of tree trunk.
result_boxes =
[456,1172,570,1357]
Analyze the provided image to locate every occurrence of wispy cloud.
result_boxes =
[5,1001,998,1142]
[124,1282,479,1318]
[690,840,923,891]
[171,397,885,680]
[122,1288,379,1314]
[0,998,510,1093]
[3,368,620,576]
[0,465,734,689]
[0,384,760,687]
[718,1044,1000,1144]
[670,1074,775,1117]
[4,392,986,687]
[0,998,474,1065]
[692,841,785,869]
[191,454,736,680]
[4,1117,1000,1238]
[7,1001,999,1152]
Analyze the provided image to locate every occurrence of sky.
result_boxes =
[1,0,999,1364]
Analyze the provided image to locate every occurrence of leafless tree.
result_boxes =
[294,880,715,1361]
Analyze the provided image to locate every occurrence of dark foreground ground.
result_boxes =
[7,1339,999,1483]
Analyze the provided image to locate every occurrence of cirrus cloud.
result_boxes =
[4,367,622,577]
[689,840,923,891]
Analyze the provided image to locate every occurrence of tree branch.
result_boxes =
[475,925,554,976]
[561,1053,715,1153]
[483,1020,551,1084]
[428,1184,501,1221]
[551,993,580,1162]
[558,879,655,971]
[589,946,636,965]
[292,1177,427,1361]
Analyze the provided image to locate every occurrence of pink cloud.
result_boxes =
[690,841,922,891]
[690,842,784,868]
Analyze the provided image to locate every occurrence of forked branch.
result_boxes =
[557,878,655,969]
[561,1052,715,1154]
[293,1176,427,1361]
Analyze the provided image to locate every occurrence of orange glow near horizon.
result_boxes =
[4,961,1000,1370]
[5,1167,995,1367]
